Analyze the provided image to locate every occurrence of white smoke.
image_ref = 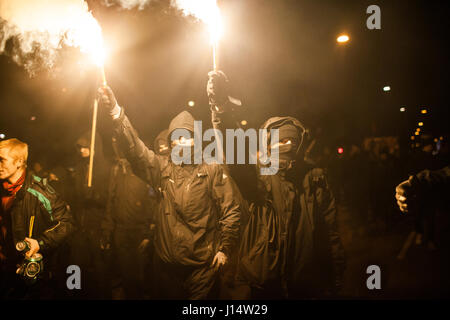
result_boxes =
[0,0,104,76]
[102,0,152,10]
[0,0,220,76]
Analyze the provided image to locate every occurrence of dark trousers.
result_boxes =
[68,229,112,299]
[153,255,219,300]
[0,265,55,299]
[113,227,149,299]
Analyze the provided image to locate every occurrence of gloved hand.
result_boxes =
[97,86,120,117]
[395,176,416,213]
[207,70,231,110]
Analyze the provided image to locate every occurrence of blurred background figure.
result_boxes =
[100,137,156,299]
[67,132,111,299]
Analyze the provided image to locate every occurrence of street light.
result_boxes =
[418,122,423,126]
[0,133,5,139]
[421,109,427,114]
[337,34,350,43]
[240,120,248,126]
[383,86,391,92]
[400,107,406,112]
[188,100,195,107]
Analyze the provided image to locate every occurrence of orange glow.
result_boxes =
[337,34,349,43]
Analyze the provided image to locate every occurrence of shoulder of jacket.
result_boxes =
[303,167,328,188]
[28,175,57,198]
[201,162,222,175]
[309,167,326,178]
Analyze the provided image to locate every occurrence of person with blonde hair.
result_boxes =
[0,138,74,299]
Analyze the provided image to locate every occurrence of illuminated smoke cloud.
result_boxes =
[0,0,219,76]
[102,0,152,10]
[0,0,104,77]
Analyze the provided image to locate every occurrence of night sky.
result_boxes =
[0,0,449,168]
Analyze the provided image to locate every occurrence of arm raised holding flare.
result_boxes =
[206,70,345,299]
[97,85,242,299]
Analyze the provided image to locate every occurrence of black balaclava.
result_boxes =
[277,124,300,161]
[168,111,197,165]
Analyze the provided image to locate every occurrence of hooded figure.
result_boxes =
[207,71,346,299]
[97,92,243,300]
[68,131,112,299]
[100,137,155,299]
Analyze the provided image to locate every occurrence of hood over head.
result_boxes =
[261,116,307,155]
[75,131,105,160]
[168,111,195,138]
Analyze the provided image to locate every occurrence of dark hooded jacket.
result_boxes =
[101,156,155,240]
[212,111,346,296]
[111,109,242,266]
[154,129,169,156]
[71,132,110,231]
[0,170,74,271]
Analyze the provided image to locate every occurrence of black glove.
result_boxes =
[97,86,120,116]
[207,70,230,107]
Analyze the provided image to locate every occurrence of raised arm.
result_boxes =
[98,86,161,189]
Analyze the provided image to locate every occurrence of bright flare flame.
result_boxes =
[172,0,223,69]
[0,0,106,71]
[173,0,223,44]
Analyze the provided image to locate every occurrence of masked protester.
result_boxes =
[97,86,242,300]
[100,137,156,299]
[207,71,346,299]
[68,132,111,299]
[0,139,74,299]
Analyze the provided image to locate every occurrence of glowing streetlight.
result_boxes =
[241,120,248,126]
[415,132,419,136]
[400,107,406,112]
[410,136,415,141]
[421,109,427,114]
[188,100,195,107]
[0,134,5,139]
[337,34,350,43]
[383,86,391,92]
[418,122,423,127]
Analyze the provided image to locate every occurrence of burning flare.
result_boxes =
[172,0,223,69]
[0,0,106,75]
